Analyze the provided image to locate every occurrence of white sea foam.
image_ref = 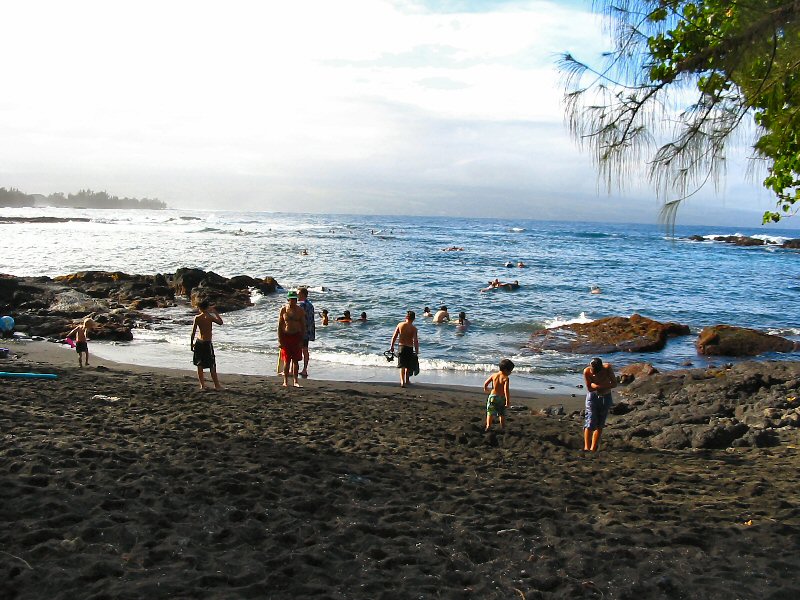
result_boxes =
[703,232,790,245]
[767,327,800,337]
[544,312,593,329]
[250,288,269,305]
[751,234,790,245]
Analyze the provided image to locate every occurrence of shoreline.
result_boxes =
[4,338,583,410]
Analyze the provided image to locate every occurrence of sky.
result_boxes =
[0,0,790,227]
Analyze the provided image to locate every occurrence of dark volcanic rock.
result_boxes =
[607,361,800,449]
[691,420,749,449]
[618,362,659,385]
[0,274,19,303]
[783,239,800,249]
[696,324,796,356]
[190,284,252,313]
[1,268,280,339]
[176,269,280,311]
[85,316,135,341]
[527,314,690,354]
[711,235,767,246]
[13,313,73,337]
[173,268,209,297]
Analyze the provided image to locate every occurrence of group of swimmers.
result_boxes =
[480,278,520,292]
[321,310,368,324]
[421,306,470,327]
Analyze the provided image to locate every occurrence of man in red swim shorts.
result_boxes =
[278,290,306,387]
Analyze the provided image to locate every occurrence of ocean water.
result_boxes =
[2,207,800,393]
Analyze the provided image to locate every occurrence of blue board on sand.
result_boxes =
[0,372,58,379]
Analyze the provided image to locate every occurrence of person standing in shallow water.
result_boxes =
[278,290,306,388]
[583,357,617,451]
[389,311,419,388]
[297,287,315,378]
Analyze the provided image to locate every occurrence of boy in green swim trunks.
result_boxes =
[483,358,514,431]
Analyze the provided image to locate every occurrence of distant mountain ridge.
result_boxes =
[0,187,166,210]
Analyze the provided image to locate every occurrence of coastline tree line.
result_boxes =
[0,187,166,210]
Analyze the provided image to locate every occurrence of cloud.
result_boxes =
[0,0,785,226]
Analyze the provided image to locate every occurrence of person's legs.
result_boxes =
[209,366,222,390]
[589,394,610,451]
[300,343,309,377]
[400,367,407,387]
[84,347,90,366]
[485,413,492,431]
[291,359,301,387]
[498,415,505,429]
[583,428,592,451]
[197,366,207,390]
[282,358,290,387]
[78,351,83,368]
[590,428,602,452]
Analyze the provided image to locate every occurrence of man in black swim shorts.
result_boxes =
[389,311,419,388]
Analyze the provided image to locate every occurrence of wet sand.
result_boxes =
[1,341,799,599]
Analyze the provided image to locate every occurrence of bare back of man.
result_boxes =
[395,321,418,348]
[390,312,420,388]
[193,312,220,342]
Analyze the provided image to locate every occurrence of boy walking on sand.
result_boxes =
[191,299,224,390]
[67,317,95,368]
[483,359,514,431]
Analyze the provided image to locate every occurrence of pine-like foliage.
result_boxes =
[559,1,800,224]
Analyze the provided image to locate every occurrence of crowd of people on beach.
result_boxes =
[63,286,619,453]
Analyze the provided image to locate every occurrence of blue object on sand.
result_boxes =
[0,372,58,379]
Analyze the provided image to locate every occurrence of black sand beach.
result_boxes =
[2,342,799,599]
